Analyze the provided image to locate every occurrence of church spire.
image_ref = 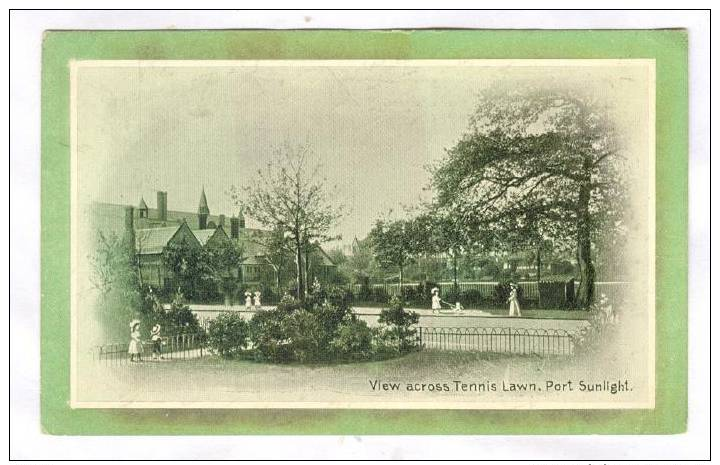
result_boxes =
[198,187,210,229]
[198,186,210,215]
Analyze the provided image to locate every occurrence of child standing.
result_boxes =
[253,291,262,310]
[150,324,163,360]
[128,320,144,362]
[431,288,442,314]
[244,291,253,310]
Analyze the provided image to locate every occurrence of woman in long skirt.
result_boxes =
[508,284,522,317]
[128,320,144,362]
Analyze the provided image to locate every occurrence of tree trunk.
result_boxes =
[304,248,310,295]
[536,245,541,282]
[453,254,459,292]
[295,235,304,301]
[398,265,404,296]
[575,182,595,308]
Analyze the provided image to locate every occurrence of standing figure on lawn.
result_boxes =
[127,319,144,362]
[253,291,262,310]
[508,284,522,317]
[150,324,164,360]
[244,291,253,310]
[431,287,442,314]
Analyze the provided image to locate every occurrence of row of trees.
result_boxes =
[227,87,627,308]
[367,88,627,307]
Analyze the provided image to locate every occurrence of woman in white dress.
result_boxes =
[253,291,262,310]
[244,292,253,310]
[508,284,522,317]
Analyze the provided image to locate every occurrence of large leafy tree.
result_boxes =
[415,211,479,291]
[431,87,627,307]
[162,239,216,301]
[231,144,345,300]
[205,240,245,300]
[367,217,423,289]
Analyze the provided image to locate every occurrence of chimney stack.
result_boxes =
[124,206,136,252]
[124,206,134,231]
[157,191,167,221]
[230,216,239,239]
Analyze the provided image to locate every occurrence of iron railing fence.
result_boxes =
[91,332,207,366]
[91,327,576,364]
[416,326,575,356]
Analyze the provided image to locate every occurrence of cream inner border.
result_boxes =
[69,59,656,410]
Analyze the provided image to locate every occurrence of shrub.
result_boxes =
[480,263,500,280]
[248,307,295,362]
[570,295,618,356]
[248,286,362,363]
[538,281,572,308]
[331,317,373,361]
[282,309,327,363]
[377,296,420,354]
[206,312,250,358]
[355,278,372,302]
[492,282,524,307]
[142,289,204,337]
[460,289,487,306]
[370,286,390,304]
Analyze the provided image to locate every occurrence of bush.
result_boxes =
[141,289,204,337]
[493,282,524,307]
[362,286,389,304]
[331,318,373,361]
[376,296,420,354]
[206,312,250,358]
[480,263,500,280]
[248,286,365,363]
[245,283,420,364]
[248,307,295,362]
[538,281,572,308]
[570,295,618,356]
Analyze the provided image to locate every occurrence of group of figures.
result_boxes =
[430,287,464,314]
[430,284,522,317]
[127,320,164,363]
[244,291,262,310]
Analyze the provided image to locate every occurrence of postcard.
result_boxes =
[40,30,687,434]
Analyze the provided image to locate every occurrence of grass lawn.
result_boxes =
[479,308,589,320]
[353,303,589,320]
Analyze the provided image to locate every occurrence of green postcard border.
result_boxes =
[40,29,688,435]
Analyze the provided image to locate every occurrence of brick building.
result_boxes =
[89,189,336,293]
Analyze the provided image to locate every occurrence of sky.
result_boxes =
[75,61,650,246]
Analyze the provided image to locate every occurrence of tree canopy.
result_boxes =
[430,87,627,306]
[231,144,345,300]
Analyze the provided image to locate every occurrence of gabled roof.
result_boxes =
[234,228,270,258]
[193,230,214,246]
[135,223,199,255]
[193,226,229,247]
[138,197,148,210]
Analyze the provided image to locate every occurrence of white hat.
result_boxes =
[255,291,261,296]
[129,319,141,329]
[431,287,439,294]
[151,324,161,334]
[245,292,251,296]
